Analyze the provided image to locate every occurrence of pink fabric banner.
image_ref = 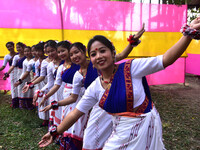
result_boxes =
[62,0,187,31]
[116,58,185,85]
[186,53,200,75]
[0,60,11,90]
[0,0,61,29]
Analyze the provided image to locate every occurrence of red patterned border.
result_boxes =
[124,60,134,112]
[135,96,149,113]
[99,88,109,109]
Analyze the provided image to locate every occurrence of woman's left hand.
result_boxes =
[38,132,53,148]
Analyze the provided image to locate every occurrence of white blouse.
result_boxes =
[40,62,58,93]
[12,55,20,66]
[3,54,12,66]
[76,55,164,113]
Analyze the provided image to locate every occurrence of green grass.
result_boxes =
[0,87,200,150]
[151,91,200,150]
[0,92,59,150]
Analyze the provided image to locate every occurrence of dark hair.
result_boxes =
[6,41,14,47]
[24,46,31,51]
[56,40,71,51]
[70,42,86,53]
[16,42,26,49]
[35,42,45,52]
[44,40,57,49]
[87,35,115,56]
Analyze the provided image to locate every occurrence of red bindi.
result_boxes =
[95,48,98,51]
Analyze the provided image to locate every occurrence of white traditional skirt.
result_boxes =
[37,80,49,120]
[103,106,166,150]
[61,83,73,136]
[51,82,65,126]
[10,67,19,108]
[83,104,113,150]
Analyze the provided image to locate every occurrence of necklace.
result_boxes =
[101,65,117,84]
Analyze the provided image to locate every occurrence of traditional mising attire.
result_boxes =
[76,56,166,150]
[18,58,34,109]
[54,63,80,150]
[12,55,26,108]
[3,53,18,108]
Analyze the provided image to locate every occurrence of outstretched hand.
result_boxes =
[22,84,30,93]
[40,96,48,107]
[32,93,38,106]
[190,16,200,30]
[38,132,53,148]
[40,104,52,112]
[134,23,145,40]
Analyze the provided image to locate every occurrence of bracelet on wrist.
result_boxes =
[51,100,59,110]
[4,72,9,78]
[28,82,34,89]
[49,125,61,142]
[35,90,44,97]
[180,24,200,40]
[127,34,141,47]
[18,79,23,84]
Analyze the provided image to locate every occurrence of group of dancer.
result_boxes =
[1,17,200,150]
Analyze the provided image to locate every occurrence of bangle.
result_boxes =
[127,34,141,47]
[180,24,200,40]
[35,90,44,97]
[49,125,61,142]
[28,82,34,89]
[4,72,9,78]
[51,100,59,110]
[18,79,23,84]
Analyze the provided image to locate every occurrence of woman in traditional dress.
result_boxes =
[14,46,34,109]
[4,42,26,108]
[39,17,200,150]
[39,24,145,150]
[1,42,17,107]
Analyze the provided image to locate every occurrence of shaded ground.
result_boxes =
[150,73,200,150]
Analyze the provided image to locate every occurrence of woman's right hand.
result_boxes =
[38,132,53,148]
[40,104,52,112]
[22,84,29,93]
[32,93,38,106]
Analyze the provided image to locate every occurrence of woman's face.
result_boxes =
[69,46,86,65]
[16,44,24,54]
[46,46,57,60]
[90,41,114,71]
[24,48,32,58]
[6,44,14,52]
[36,50,44,58]
[57,46,69,61]
[31,47,37,58]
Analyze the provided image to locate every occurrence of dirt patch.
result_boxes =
[150,73,200,109]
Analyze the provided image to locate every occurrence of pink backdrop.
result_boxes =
[186,54,200,75]
[116,58,185,85]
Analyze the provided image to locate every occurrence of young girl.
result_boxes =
[14,46,34,109]
[39,17,200,149]
[1,42,17,107]
[4,42,26,108]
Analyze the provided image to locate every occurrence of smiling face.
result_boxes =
[6,43,14,52]
[69,46,86,65]
[24,47,32,58]
[57,46,69,61]
[90,41,115,71]
[16,44,24,54]
[46,46,57,60]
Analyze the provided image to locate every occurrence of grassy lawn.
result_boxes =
[0,91,59,150]
[0,78,200,150]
